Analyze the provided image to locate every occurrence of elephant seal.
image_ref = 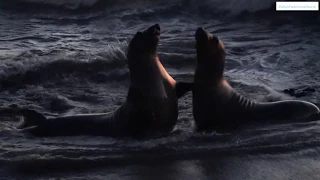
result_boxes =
[14,24,193,138]
[192,27,319,132]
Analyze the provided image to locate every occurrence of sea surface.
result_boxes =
[0,0,320,179]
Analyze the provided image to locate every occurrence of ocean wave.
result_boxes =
[0,0,160,13]
[1,0,318,25]
[0,59,129,89]
[0,46,130,87]
[0,0,294,15]
[0,0,104,11]
[1,137,320,174]
[0,47,196,89]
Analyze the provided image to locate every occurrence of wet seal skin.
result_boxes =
[192,27,320,132]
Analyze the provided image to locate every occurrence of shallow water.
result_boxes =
[0,0,320,179]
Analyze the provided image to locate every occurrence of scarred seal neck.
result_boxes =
[128,54,167,98]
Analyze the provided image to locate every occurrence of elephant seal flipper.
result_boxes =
[192,27,319,132]
[175,82,194,99]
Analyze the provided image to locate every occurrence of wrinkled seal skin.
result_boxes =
[192,27,320,132]
[14,24,193,138]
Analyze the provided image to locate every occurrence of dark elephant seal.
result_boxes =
[13,24,193,138]
[192,27,319,132]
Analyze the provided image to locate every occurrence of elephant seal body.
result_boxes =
[192,27,319,132]
[16,24,193,138]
